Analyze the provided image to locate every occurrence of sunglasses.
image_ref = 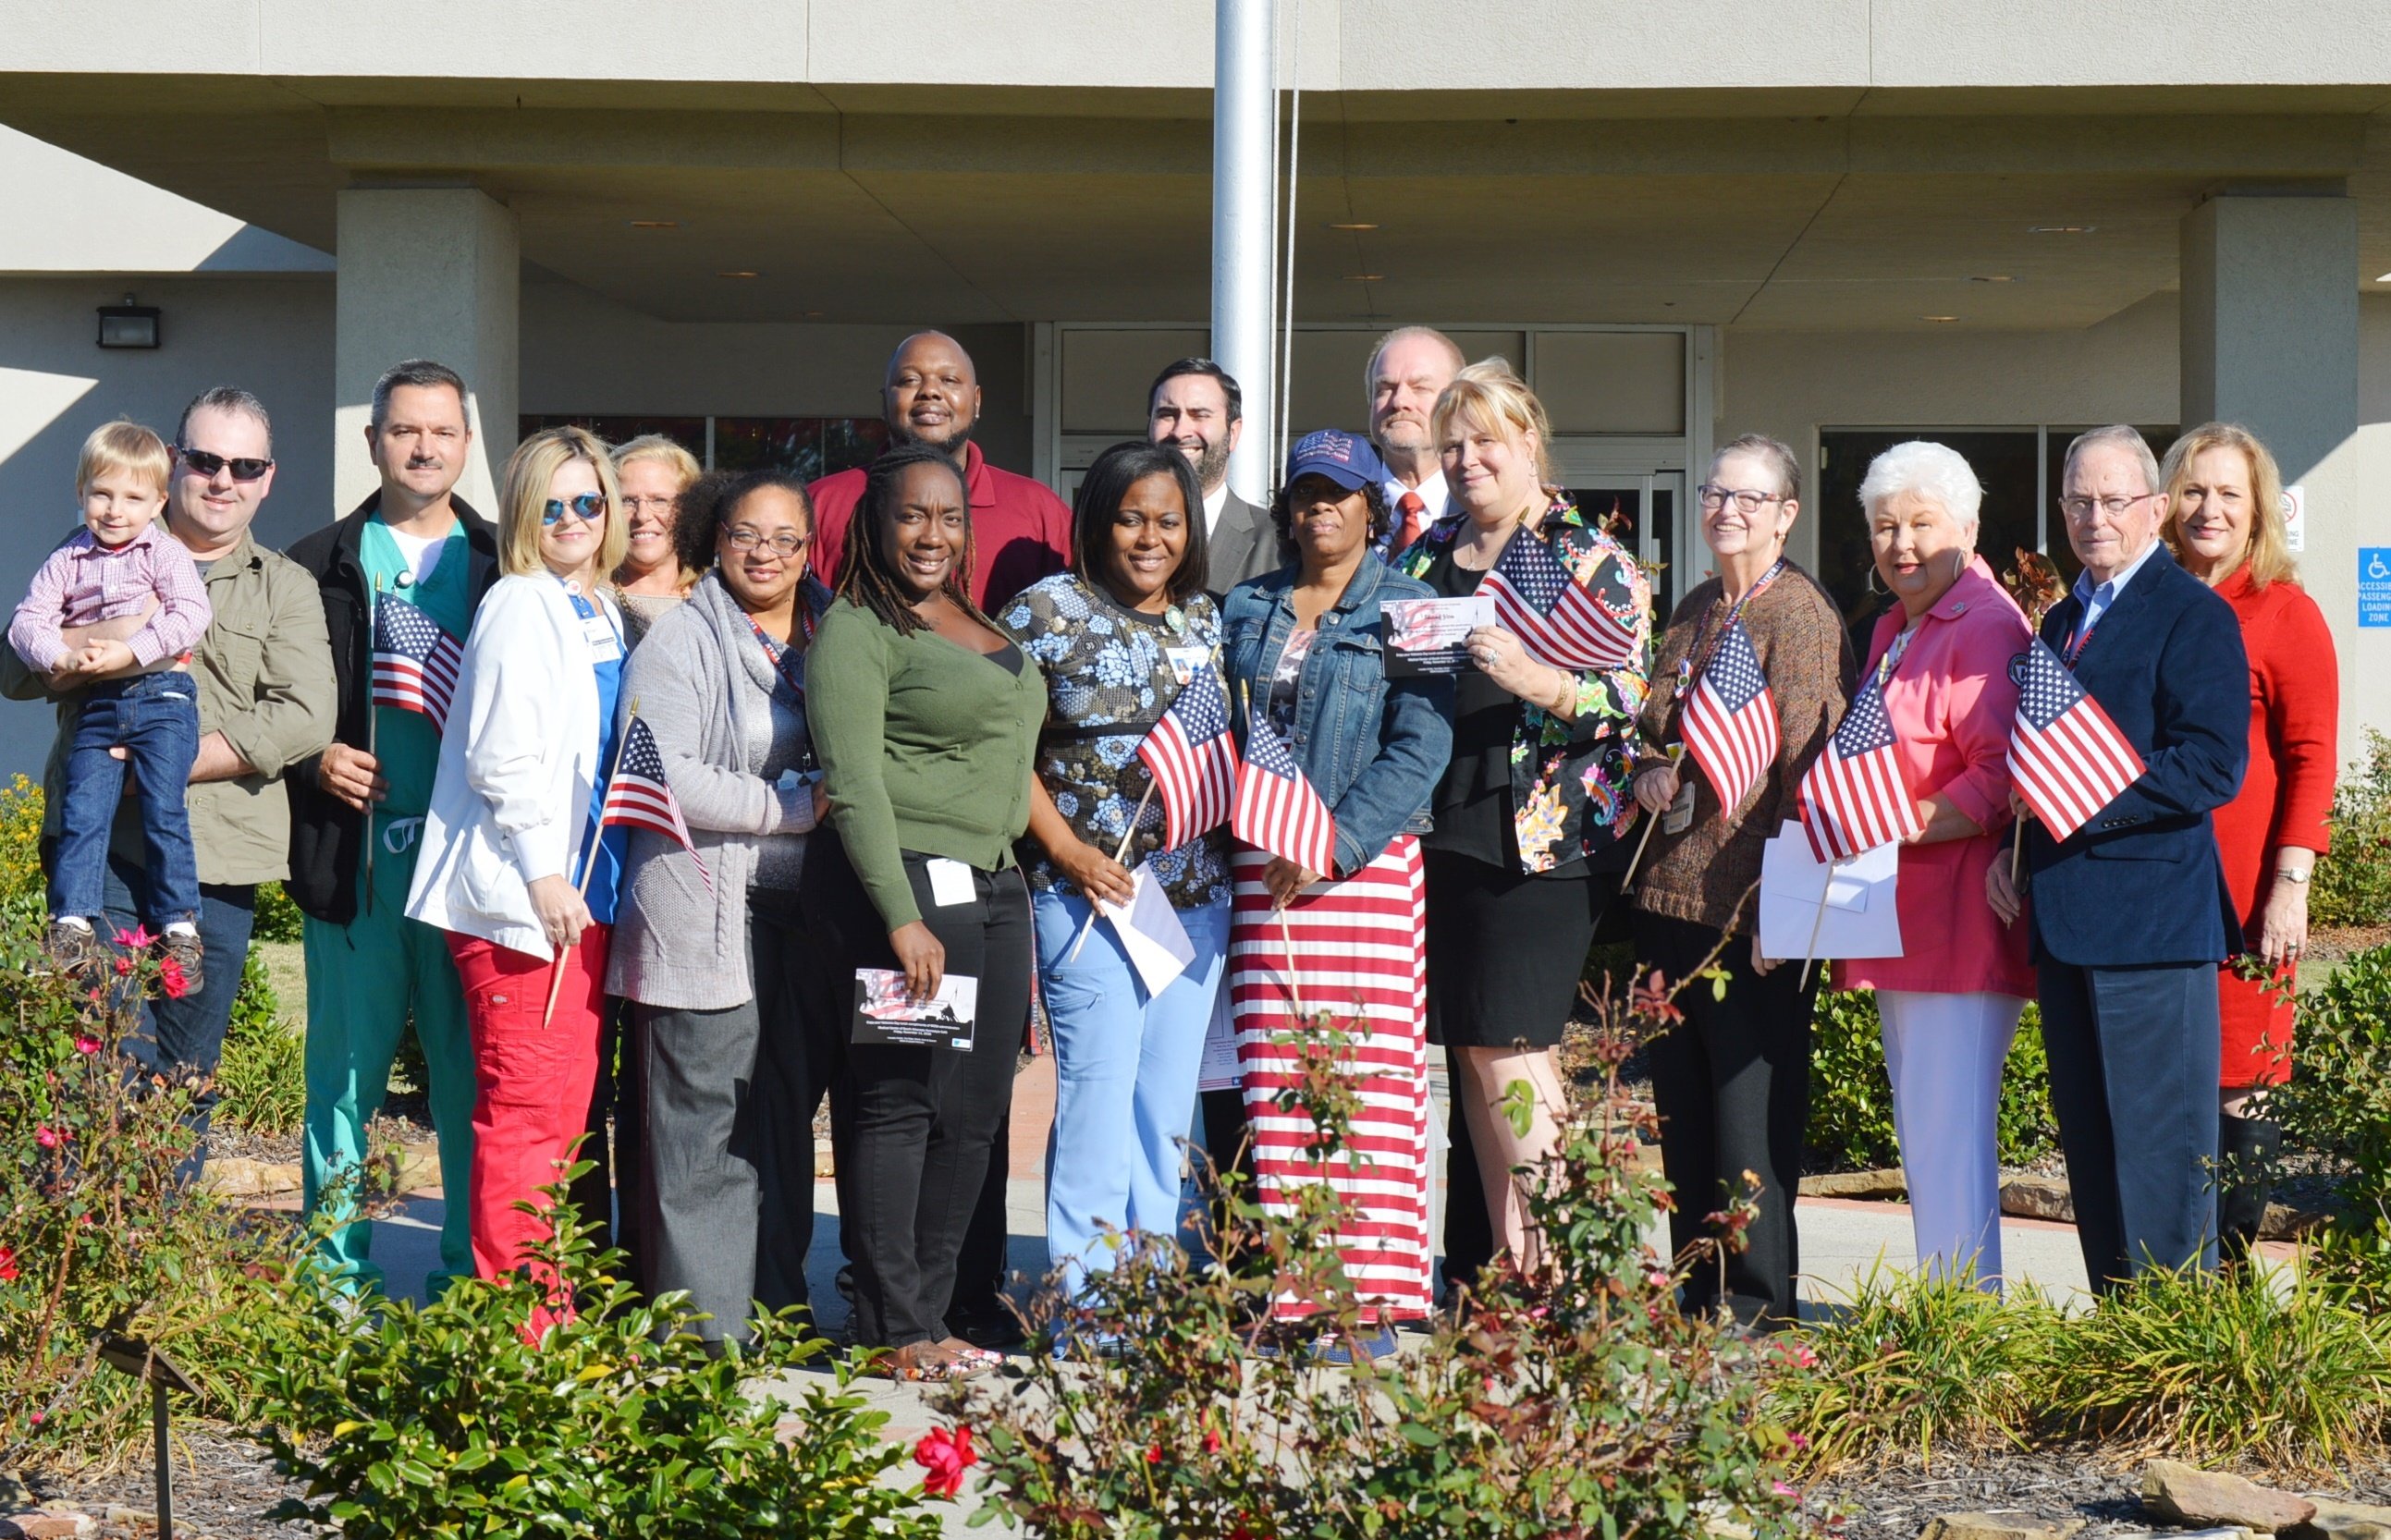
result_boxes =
[176,446,274,482]
[543,493,608,525]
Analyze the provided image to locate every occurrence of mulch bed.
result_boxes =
[22,1428,313,1540]
[1805,1451,2390,1540]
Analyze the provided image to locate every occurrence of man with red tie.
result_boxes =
[1366,325,1465,558]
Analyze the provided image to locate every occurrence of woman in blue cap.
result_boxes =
[1217,428,1455,1360]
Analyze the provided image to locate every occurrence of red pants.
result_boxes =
[448,925,609,1298]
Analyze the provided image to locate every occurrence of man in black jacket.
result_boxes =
[286,359,501,1295]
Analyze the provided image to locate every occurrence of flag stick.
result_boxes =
[543,697,639,1029]
[1066,779,1158,964]
[2009,813,2027,885]
[1798,856,1839,990]
[362,578,382,915]
[1619,743,1685,893]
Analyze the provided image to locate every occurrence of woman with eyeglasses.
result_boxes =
[606,470,838,1346]
[611,434,705,645]
[1627,433,1853,1334]
[408,425,631,1326]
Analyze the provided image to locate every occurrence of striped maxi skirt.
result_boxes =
[1230,836,1433,1322]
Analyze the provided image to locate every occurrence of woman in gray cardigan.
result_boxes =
[607,469,832,1346]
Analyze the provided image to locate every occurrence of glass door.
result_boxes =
[1554,471,1683,623]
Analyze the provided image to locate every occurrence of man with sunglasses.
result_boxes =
[285,359,500,1297]
[0,385,337,1181]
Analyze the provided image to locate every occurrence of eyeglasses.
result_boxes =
[1697,484,1783,513]
[621,495,680,517]
[724,527,808,558]
[543,493,608,525]
[176,446,274,482]
[2057,491,2158,523]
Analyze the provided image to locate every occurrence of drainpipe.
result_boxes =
[1213,0,1277,507]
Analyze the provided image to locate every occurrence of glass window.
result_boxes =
[713,417,887,481]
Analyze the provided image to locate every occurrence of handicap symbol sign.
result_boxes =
[2362,548,2391,628]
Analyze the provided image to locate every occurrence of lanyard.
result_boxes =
[1675,556,1786,691]
[745,611,807,700]
[561,579,626,658]
[2062,604,2101,668]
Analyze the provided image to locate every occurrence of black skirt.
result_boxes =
[1424,848,1610,1049]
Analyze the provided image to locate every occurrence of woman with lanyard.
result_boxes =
[1827,442,2032,1289]
[997,440,1230,1305]
[1392,361,1650,1282]
[1220,429,1454,1361]
[607,470,835,1346]
[1627,433,1851,1334]
[408,424,631,1325]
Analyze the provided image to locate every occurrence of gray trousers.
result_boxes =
[632,890,840,1344]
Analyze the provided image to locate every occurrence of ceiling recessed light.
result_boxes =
[2029,225,2096,234]
[629,219,681,229]
[1343,273,1384,282]
[1968,275,2016,283]
[803,310,824,318]
[717,270,760,279]
[1329,222,1379,231]
[1920,314,1960,323]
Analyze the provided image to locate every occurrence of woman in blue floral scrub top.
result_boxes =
[998,441,1230,1301]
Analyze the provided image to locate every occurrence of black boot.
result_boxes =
[2217,1111,2282,1264]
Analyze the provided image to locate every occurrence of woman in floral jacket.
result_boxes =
[1394,361,1650,1277]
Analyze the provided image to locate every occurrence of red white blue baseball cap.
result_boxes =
[1283,428,1389,494]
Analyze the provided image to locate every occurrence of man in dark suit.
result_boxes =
[1148,358,1276,593]
[1987,423,2249,1291]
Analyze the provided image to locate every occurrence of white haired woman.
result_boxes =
[1830,440,2034,1288]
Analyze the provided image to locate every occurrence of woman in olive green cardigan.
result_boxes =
[802,441,1046,1381]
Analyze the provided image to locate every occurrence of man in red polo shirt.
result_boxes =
[808,330,1072,611]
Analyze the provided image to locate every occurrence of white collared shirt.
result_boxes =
[1382,469,1448,520]
[2069,536,2164,649]
[1202,482,1230,534]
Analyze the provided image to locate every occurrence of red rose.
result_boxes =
[73,1036,100,1057]
[913,1424,976,1498]
[1146,1443,1164,1464]
[0,1245,18,1283]
[1204,1428,1224,1454]
[113,924,154,950]
[113,955,136,976]
[158,958,190,1000]
[35,1127,62,1150]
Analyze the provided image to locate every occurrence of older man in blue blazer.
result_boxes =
[1987,423,2248,1292]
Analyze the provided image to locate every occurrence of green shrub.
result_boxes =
[214,945,304,1137]
[251,880,305,945]
[1805,990,2057,1173]
[2314,730,2391,932]
[2261,943,2391,1302]
[244,1187,944,1540]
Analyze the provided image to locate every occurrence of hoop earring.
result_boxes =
[1865,564,1887,598]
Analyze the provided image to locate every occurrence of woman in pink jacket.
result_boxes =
[1832,441,2034,1289]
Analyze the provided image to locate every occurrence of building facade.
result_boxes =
[4,1,2387,776]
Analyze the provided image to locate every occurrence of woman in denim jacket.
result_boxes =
[1219,428,1454,1358]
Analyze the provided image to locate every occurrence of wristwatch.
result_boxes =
[2275,867,2311,885]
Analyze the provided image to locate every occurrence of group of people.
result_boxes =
[6,320,2336,1371]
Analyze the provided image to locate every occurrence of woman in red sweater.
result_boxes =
[2160,422,2338,1257]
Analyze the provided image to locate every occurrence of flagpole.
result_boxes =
[1618,743,1684,893]
[1065,779,1158,964]
[2009,813,2027,885]
[362,577,382,916]
[1798,856,1839,990]
[543,696,638,1030]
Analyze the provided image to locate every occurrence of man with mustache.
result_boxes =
[805,331,1072,610]
[1367,325,1465,557]
[285,359,501,1295]
[1147,357,1275,593]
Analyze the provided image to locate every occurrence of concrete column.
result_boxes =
[2179,193,2357,479]
[1212,0,1277,507]
[333,187,519,515]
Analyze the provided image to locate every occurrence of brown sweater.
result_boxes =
[1632,563,1856,935]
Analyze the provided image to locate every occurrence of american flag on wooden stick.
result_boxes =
[370,591,462,730]
[1680,618,1779,814]
[1481,528,1638,671]
[2007,639,2144,842]
[1136,666,1239,849]
[1797,677,1921,862]
[600,715,713,891]
[1232,708,1336,877]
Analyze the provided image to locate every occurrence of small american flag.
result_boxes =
[1680,618,1780,814]
[1482,529,1637,671]
[371,592,462,729]
[1136,666,1239,849]
[1232,708,1337,877]
[600,715,713,891]
[1797,677,1920,862]
[2008,639,2144,842]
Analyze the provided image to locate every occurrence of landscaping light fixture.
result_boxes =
[98,294,161,349]
[97,1327,197,1540]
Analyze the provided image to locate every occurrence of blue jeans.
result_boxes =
[1035,889,1230,1298]
[104,854,254,1181]
[52,670,200,927]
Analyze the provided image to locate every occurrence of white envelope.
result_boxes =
[1095,863,1196,996]
[1757,820,1904,963]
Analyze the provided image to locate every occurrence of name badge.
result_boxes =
[1663,777,1697,836]
[583,612,622,662]
[1164,644,1211,686]
[925,857,975,908]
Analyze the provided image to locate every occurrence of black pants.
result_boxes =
[802,834,1033,1350]
[2037,958,2221,1290]
[1637,912,1818,1328]
[569,996,638,1270]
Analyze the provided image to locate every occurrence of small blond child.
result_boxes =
[8,421,213,988]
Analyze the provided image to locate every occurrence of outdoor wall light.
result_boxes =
[98,293,161,348]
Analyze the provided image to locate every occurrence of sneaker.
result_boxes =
[41,920,106,984]
[153,929,206,997]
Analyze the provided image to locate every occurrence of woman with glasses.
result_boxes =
[408,425,631,1325]
[1627,434,1853,1333]
[2160,422,2339,1259]
[607,470,837,1345]
[611,434,704,644]
[997,440,1231,1303]
[1829,441,2034,1289]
